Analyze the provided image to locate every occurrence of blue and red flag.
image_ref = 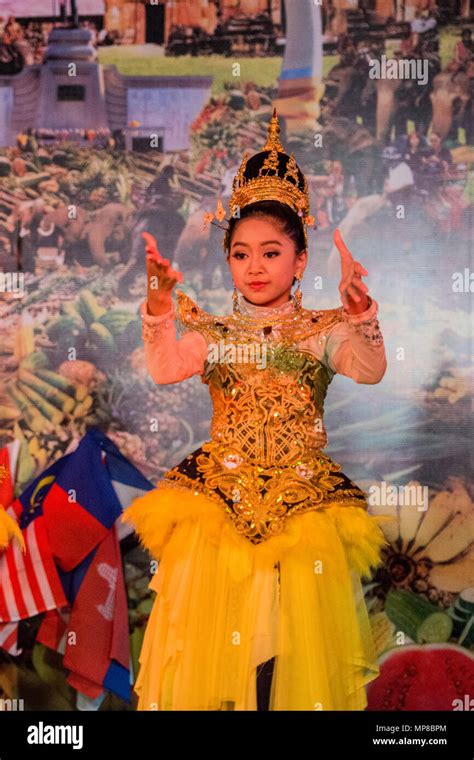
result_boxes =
[0,429,154,703]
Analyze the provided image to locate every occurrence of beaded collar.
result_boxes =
[236,294,298,324]
[175,289,343,345]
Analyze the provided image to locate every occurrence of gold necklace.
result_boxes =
[235,299,299,326]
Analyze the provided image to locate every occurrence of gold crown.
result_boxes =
[203,108,315,247]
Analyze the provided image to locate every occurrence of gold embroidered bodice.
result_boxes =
[159,291,368,543]
[181,292,341,465]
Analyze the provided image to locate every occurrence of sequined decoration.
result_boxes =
[159,443,367,544]
[344,314,384,346]
[141,309,175,343]
[156,289,370,543]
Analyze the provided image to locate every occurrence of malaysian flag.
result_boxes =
[0,516,68,622]
[0,450,69,654]
[0,441,22,654]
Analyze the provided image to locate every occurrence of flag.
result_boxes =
[40,429,154,571]
[0,440,20,507]
[34,429,153,701]
[0,440,24,552]
[0,429,153,702]
[0,517,67,622]
[63,524,130,700]
[0,454,70,625]
[0,439,42,656]
[41,435,123,572]
[36,608,70,654]
[0,621,22,656]
[0,441,21,654]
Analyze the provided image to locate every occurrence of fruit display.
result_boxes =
[43,289,142,370]
[366,643,474,710]
[385,589,453,644]
[0,271,212,487]
[446,587,474,647]
[88,364,211,480]
[369,610,397,657]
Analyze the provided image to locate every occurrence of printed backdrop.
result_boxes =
[0,0,472,710]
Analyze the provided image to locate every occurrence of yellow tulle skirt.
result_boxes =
[121,485,393,711]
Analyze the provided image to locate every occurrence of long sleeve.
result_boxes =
[140,299,208,384]
[323,297,387,384]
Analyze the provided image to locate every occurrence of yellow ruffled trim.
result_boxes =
[0,507,25,553]
[121,484,393,579]
[122,485,392,709]
[327,505,395,578]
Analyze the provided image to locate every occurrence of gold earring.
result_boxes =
[292,274,303,310]
[232,284,240,314]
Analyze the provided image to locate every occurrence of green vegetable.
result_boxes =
[6,385,52,433]
[89,322,115,352]
[36,368,88,401]
[99,310,135,336]
[20,351,50,370]
[18,368,75,413]
[77,290,106,324]
[385,589,453,644]
[17,382,64,425]
[47,316,85,343]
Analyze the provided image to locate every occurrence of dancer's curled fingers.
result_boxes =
[334,228,369,311]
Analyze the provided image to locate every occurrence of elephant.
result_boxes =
[319,117,386,197]
[5,200,133,272]
[116,199,186,300]
[373,67,436,143]
[173,195,232,291]
[321,58,377,134]
[4,198,54,271]
[35,202,134,269]
[326,182,438,286]
[321,55,436,143]
[0,40,24,75]
[116,168,187,301]
[116,189,237,301]
[116,164,208,300]
[430,68,474,143]
[65,202,134,268]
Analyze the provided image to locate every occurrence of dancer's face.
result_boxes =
[227,217,307,308]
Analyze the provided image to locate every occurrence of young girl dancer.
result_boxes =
[122,110,392,711]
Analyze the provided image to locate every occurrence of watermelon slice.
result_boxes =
[367,644,474,710]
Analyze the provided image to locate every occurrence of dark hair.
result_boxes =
[224,200,306,266]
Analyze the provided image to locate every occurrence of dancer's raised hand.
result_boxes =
[333,228,369,314]
[143,231,183,315]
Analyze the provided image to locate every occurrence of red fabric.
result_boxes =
[37,608,69,652]
[0,621,21,655]
[63,526,129,697]
[42,482,110,572]
[0,446,15,508]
